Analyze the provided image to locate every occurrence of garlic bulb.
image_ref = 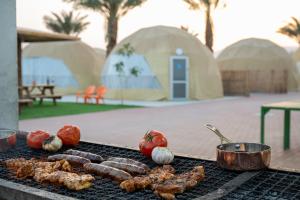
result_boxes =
[42,136,63,152]
[151,147,174,164]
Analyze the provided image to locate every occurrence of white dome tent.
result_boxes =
[101,26,223,100]
[102,53,161,89]
[22,41,101,94]
[22,57,79,88]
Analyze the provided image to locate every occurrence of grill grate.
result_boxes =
[0,137,241,200]
[221,170,300,200]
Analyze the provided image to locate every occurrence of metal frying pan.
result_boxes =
[205,124,271,171]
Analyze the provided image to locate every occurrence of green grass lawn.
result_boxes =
[19,101,139,120]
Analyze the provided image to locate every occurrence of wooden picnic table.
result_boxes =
[18,84,61,105]
[260,101,300,150]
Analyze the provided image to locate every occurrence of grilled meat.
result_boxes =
[107,157,150,171]
[120,165,175,192]
[4,158,94,190]
[64,149,104,163]
[35,170,95,190]
[120,165,205,200]
[48,154,91,165]
[101,161,147,175]
[84,163,132,181]
[154,166,205,200]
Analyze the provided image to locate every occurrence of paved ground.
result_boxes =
[20,92,300,171]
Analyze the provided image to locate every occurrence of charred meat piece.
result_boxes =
[64,149,104,163]
[48,154,91,165]
[5,158,37,170]
[84,163,132,181]
[35,170,95,190]
[107,157,150,171]
[4,158,94,190]
[101,161,146,175]
[154,166,205,200]
[120,165,175,192]
[120,165,205,200]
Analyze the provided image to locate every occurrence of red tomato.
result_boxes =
[27,130,50,149]
[139,130,168,158]
[57,125,80,146]
[7,134,16,146]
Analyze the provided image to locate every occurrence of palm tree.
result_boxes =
[43,11,90,36]
[183,0,224,52]
[278,17,300,45]
[63,0,147,57]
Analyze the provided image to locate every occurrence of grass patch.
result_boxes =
[19,101,139,120]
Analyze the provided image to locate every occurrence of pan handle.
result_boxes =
[204,124,232,144]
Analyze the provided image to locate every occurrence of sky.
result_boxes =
[17,0,300,52]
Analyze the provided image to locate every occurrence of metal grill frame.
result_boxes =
[0,132,299,200]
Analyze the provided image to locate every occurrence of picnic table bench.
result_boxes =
[18,98,33,113]
[19,84,61,105]
[260,100,300,150]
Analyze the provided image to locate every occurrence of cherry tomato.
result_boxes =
[139,130,168,158]
[27,130,50,149]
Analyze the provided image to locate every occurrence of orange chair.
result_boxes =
[93,86,107,104]
[76,85,96,103]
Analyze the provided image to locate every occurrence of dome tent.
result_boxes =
[217,38,300,93]
[101,26,223,100]
[94,47,106,80]
[292,48,300,73]
[22,41,102,94]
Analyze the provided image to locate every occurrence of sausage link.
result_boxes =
[84,163,132,181]
[107,157,150,171]
[48,154,91,165]
[101,161,146,175]
[64,149,104,163]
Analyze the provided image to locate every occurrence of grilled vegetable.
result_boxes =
[139,130,168,158]
[42,136,62,152]
[27,130,50,149]
[151,147,174,165]
[57,125,80,146]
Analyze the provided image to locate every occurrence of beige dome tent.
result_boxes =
[217,38,300,94]
[23,41,101,94]
[292,48,300,73]
[94,47,106,79]
[102,26,223,100]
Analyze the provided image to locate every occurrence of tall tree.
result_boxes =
[43,10,90,36]
[183,0,224,52]
[278,17,300,45]
[64,0,147,57]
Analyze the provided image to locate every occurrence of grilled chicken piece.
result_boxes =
[120,165,205,200]
[5,158,94,190]
[154,166,205,200]
[36,171,95,190]
[120,165,175,192]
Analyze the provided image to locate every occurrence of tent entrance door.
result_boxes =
[170,56,189,100]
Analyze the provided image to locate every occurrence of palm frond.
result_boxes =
[43,10,90,36]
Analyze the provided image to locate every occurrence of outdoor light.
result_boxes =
[175,48,184,56]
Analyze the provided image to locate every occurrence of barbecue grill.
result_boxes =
[0,132,299,200]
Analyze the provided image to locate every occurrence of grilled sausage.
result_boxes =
[84,163,132,181]
[64,149,104,163]
[101,161,146,175]
[107,157,150,171]
[48,154,91,165]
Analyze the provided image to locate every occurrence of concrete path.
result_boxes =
[20,93,300,171]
